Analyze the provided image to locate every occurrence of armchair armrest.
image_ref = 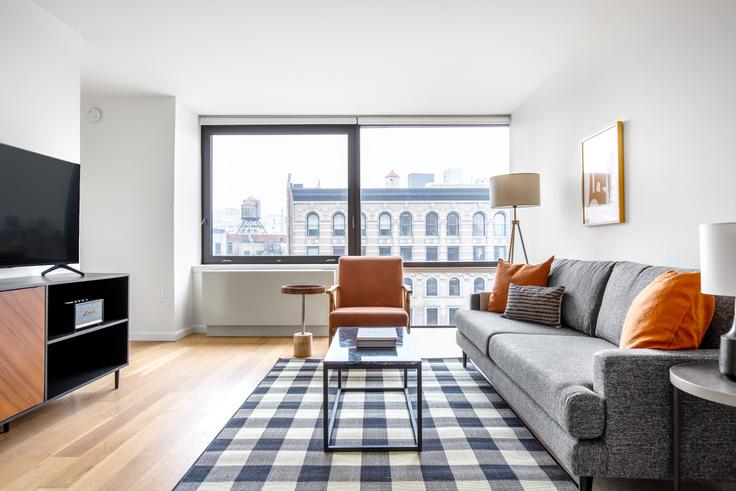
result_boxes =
[593,348,729,479]
[402,285,411,317]
[326,285,340,312]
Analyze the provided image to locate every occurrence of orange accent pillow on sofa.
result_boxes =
[487,256,555,313]
[620,271,715,349]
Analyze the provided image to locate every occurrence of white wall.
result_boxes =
[510,0,736,268]
[173,101,201,336]
[81,95,202,340]
[0,0,81,279]
[81,95,177,339]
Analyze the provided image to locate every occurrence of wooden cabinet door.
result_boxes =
[0,287,45,422]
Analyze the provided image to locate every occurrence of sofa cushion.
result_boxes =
[488,333,616,439]
[596,261,735,347]
[596,262,675,345]
[455,309,583,356]
[329,307,408,330]
[548,259,616,335]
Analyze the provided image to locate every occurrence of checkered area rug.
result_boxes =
[176,358,575,490]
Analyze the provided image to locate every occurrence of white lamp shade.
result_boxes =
[489,173,541,208]
[699,222,736,296]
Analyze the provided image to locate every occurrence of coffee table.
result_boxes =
[322,327,422,452]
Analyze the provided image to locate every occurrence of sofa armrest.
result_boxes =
[470,292,491,311]
[593,348,726,479]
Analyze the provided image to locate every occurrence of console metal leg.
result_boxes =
[673,387,680,491]
[114,369,120,390]
[403,368,408,388]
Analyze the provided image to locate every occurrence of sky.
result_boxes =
[212,126,510,216]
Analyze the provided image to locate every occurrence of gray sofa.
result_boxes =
[455,259,736,490]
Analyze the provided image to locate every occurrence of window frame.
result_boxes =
[202,123,507,267]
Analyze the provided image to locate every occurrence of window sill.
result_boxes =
[192,264,338,272]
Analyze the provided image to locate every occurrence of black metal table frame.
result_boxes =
[323,362,422,452]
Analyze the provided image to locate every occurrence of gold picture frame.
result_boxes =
[581,121,624,226]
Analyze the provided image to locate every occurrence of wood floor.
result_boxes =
[0,330,728,491]
[0,330,459,491]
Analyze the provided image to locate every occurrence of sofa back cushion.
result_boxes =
[547,259,616,335]
[596,261,735,347]
[619,271,715,349]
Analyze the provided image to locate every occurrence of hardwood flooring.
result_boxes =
[0,330,728,491]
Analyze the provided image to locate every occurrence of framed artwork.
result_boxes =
[581,121,624,226]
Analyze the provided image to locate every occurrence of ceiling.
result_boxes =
[34,0,620,115]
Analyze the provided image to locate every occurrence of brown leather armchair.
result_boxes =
[327,256,411,343]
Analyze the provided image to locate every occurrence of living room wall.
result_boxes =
[0,0,81,279]
[510,0,736,269]
[81,95,200,340]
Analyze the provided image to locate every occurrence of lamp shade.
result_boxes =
[490,173,540,208]
[699,222,736,296]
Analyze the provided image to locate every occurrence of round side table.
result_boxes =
[281,284,326,358]
[669,361,736,491]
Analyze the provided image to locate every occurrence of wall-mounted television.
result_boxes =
[0,143,80,269]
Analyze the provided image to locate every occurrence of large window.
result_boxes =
[203,126,353,262]
[202,122,510,325]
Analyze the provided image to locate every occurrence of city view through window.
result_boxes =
[209,126,510,326]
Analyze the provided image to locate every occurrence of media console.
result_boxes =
[0,273,128,433]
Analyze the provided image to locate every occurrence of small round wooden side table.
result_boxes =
[670,361,736,491]
[281,284,326,358]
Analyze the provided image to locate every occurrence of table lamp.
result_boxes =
[699,222,736,378]
[490,173,541,263]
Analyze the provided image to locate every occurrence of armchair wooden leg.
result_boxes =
[462,352,468,368]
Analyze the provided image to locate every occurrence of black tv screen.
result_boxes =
[0,143,80,268]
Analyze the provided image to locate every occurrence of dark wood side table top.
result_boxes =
[280,284,327,295]
[670,361,736,407]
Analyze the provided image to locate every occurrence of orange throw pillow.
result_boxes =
[620,271,715,349]
[487,256,555,313]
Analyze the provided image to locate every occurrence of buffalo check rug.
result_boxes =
[176,358,576,490]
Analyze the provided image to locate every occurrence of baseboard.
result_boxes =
[130,325,206,342]
[206,325,328,337]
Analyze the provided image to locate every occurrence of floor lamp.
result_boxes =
[489,173,541,264]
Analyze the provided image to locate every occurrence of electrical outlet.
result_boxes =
[155,289,165,303]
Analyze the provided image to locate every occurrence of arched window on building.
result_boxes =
[379,212,392,236]
[426,277,438,296]
[425,212,439,236]
[332,212,345,236]
[473,277,485,293]
[472,212,486,236]
[447,212,460,236]
[449,277,460,296]
[400,212,412,236]
[306,213,319,237]
[404,277,413,291]
[493,212,507,236]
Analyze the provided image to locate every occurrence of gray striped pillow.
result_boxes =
[502,283,565,326]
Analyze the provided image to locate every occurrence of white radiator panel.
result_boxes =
[202,270,334,336]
